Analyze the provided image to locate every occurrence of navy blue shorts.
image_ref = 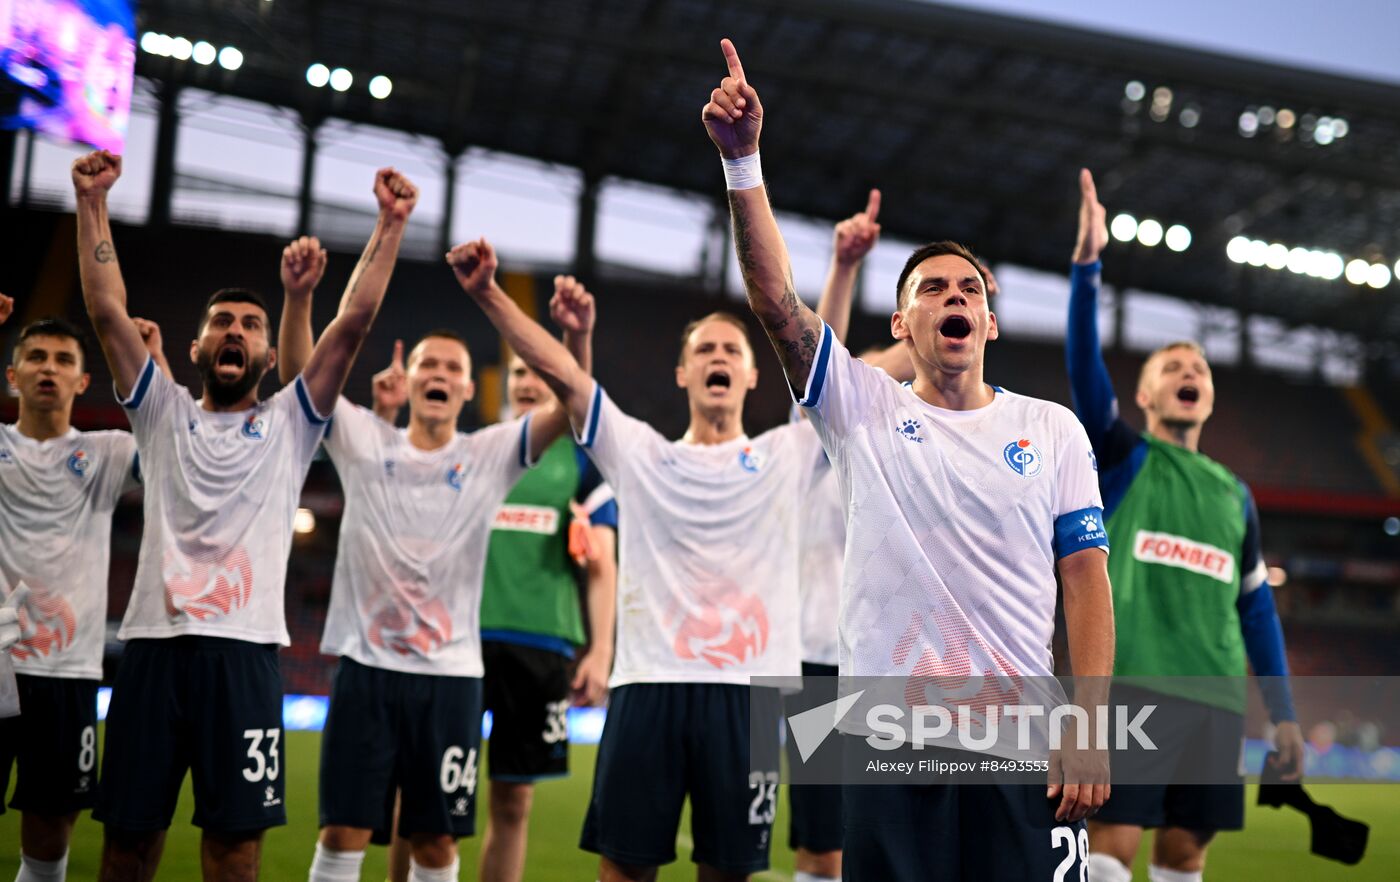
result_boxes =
[581,683,782,874]
[842,742,1088,880]
[481,639,572,782]
[1093,684,1245,832]
[93,637,285,833]
[0,674,99,815]
[784,662,843,853]
[320,657,482,840]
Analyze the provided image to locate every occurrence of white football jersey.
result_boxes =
[0,424,137,678]
[795,325,1108,682]
[117,356,328,645]
[320,399,532,677]
[575,384,825,687]
[794,418,844,667]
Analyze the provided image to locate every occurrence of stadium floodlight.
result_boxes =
[1165,224,1191,252]
[1332,118,1349,138]
[1276,108,1296,129]
[1124,80,1145,101]
[1321,253,1344,280]
[1264,243,1288,270]
[192,41,216,66]
[1258,106,1276,126]
[1385,516,1400,537]
[1315,119,1335,146]
[1367,263,1392,289]
[170,36,192,61]
[1395,258,1400,279]
[1238,111,1258,136]
[329,67,353,92]
[1267,566,1287,587]
[1246,240,1269,267]
[294,508,316,535]
[369,75,393,99]
[1110,214,1138,243]
[307,63,330,88]
[139,31,162,55]
[218,46,244,71]
[1344,259,1370,285]
[1286,247,1310,274]
[1179,106,1200,129]
[1136,219,1163,247]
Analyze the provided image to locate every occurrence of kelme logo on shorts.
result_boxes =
[1132,530,1235,583]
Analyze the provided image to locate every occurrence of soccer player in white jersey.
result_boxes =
[274,271,578,882]
[704,40,1116,877]
[443,236,839,882]
[70,148,418,882]
[0,298,165,882]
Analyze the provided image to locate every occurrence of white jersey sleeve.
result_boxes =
[793,323,904,456]
[573,382,667,494]
[320,399,534,676]
[1047,405,1109,559]
[115,356,330,645]
[0,427,137,678]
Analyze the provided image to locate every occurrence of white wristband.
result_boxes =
[722,151,763,190]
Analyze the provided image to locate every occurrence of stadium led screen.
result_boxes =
[0,0,135,152]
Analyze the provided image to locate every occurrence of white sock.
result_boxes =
[16,852,68,882]
[794,873,840,882]
[308,843,365,882]
[1148,866,1202,882]
[408,857,459,882]
[1087,852,1133,882]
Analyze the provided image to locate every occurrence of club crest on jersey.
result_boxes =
[242,412,265,440]
[897,418,925,443]
[67,449,90,477]
[738,445,764,473]
[1002,438,1043,477]
[446,463,465,491]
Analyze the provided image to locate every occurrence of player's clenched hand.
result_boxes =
[0,293,13,326]
[131,317,163,356]
[374,167,419,222]
[0,585,31,652]
[834,189,882,266]
[445,238,499,297]
[71,150,121,197]
[372,340,409,415]
[549,275,596,336]
[281,235,328,300]
[1072,168,1109,265]
[1272,720,1305,782]
[571,649,610,707]
[702,38,763,159]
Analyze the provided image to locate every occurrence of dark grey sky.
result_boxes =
[941,0,1400,86]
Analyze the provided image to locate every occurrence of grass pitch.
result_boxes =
[2,729,1397,879]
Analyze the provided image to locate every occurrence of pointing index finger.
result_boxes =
[865,188,882,223]
[1079,168,1097,202]
[720,38,745,82]
[391,339,405,369]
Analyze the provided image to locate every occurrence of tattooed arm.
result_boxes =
[72,151,148,397]
[300,169,418,416]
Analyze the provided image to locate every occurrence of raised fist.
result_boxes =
[446,238,498,297]
[71,150,121,197]
[702,39,763,159]
[131,317,163,357]
[549,275,596,336]
[0,293,13,326]
[834,189,882,266]
[281,236,328,299]
[374,168,419,222]
[372,339,409,415]
[1072,168,1109,265]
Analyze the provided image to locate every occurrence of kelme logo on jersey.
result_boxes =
[446,463,465,491]
[242,412,265,440]
[897,419,925,443]
[1132,530,1235,584]
[738,446,764,473]
[9,587,77,662]
[67,449,90,477]
[1002,439,1043,477]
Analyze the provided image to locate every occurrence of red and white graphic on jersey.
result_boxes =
[9,586,77,661]
[892,610,1023,729]
[366,585,453,657]
[672,583,770,669]
[162,544,254,620]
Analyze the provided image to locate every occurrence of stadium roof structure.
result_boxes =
[137,0,1400,353]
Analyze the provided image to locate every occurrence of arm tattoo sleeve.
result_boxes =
[728,191,820,379]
